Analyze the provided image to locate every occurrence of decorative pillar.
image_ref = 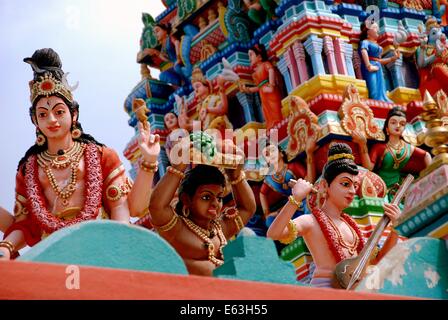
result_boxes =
[341,41,356,77]
[386,55,404,88]
[323,36,338,75]
[284,46,300,88]
[236,92,257,122]
[352,50,363,80]
[333,38,348,76]
[277,56,293,93]
[292,41,309,84]
[304,35,325,76]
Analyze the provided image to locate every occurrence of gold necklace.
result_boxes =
[180,216,227,266]
[386,140,409,169]
[38,142,83,169]
[326,216,359,257]
[38,143,86,207]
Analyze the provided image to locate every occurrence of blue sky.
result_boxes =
[0,0,165,216]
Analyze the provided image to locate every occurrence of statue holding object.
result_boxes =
[0,48,161,260]
[239,44,285,131]
[352,107,432,200]
[359,22,400,103]
[267,143,402,288]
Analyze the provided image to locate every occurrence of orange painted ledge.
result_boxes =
[0,260,413,300]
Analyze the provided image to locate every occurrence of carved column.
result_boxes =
[236,92,257,123]
[323,36,338,74]
[386,55,404,88]
[304,34,325,76]
[284,46,300,88]
[277,56,293,93]
[292,40,309,84]
[352,50,363,80]
[333,38,348,76]
[341,41,356,77]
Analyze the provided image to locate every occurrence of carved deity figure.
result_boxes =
[267,143,401,288]
[0,49,160,260]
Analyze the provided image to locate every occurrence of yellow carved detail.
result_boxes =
[388,87,422,105]
[281,75,368,115]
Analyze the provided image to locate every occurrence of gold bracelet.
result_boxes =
[229,171,246,185]
[279,220,298,245]
[140,160,158,173]
[288,195,302,210]
[167,166,186,179]
[154,214,179,233]
[0,240,15,255]
[234,214,244,232]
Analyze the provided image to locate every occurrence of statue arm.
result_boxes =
[267,179,313,239]
[259,190,270,217]
[0,230,25,260]
[221,169,257,238]
[128,122,161,218]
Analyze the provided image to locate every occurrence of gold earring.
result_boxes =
[71,123,82,139]
[182,206,190,217]
[36,129,46,146]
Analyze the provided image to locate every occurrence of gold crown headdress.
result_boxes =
[191,67,207,84]
[29,73,74,104]
[327,153,355,162]
[425,17,440,32]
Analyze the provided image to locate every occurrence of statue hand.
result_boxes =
[217,75,226,88]
[219,139,245,179]
[352,129,367,146]
[0,247,11,260]
[367,64,379,72]
[239,82,250,94]
[384,203,401,225]
[262,84,274,94]
[138,122,160,164]
[169,136,191,172]
[291,178,314,201]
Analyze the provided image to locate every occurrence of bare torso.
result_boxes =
[38,158,87,216]
[295,214,360,279]
[161,220,227,276]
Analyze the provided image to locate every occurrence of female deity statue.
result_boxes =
[191,67,233,135]
[142,23,184,86]
[359,22,400,102]
[0,48,160,260]
[267,143,402,288]
[352,107,431,199]
[239,44,284,131]
[148,139,257,276]
[260,142,316,227]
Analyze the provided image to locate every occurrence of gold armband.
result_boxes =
[288,195,302,210]
[140,160,158,173]
[106,177,132,201]
[0,240,15,255]
[167,166,186,179]
[278,220,298,245]
[154,214,179,233]
[229,171,246,185]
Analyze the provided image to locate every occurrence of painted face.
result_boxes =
[367,23,379,40]
[387,115,406,137]
[248,49,262,67]
[35,96,73,141]
[262,145,282,170]
[164,112,178,131]
[153,26,167,42]
[326,173,358,211]
[189,184,224,221]
[193,81,209,100]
